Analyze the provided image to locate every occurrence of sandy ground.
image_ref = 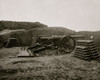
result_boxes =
[0,47,100,80]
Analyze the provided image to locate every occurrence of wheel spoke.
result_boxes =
[61,37,76,53]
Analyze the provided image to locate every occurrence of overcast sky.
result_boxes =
[0,0,100,31]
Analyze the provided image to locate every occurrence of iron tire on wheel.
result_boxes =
[60,36,76,53]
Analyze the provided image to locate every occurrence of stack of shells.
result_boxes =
[74,40,99,60]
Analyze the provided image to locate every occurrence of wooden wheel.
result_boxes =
[60,36,76,53]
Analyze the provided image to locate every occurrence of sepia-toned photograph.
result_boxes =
[0,0,100,80]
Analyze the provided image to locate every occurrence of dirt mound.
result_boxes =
[0,27,75,46]
[0,21,47,31]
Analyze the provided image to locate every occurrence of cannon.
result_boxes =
[29,35,76,53]
[18,35,76,57]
